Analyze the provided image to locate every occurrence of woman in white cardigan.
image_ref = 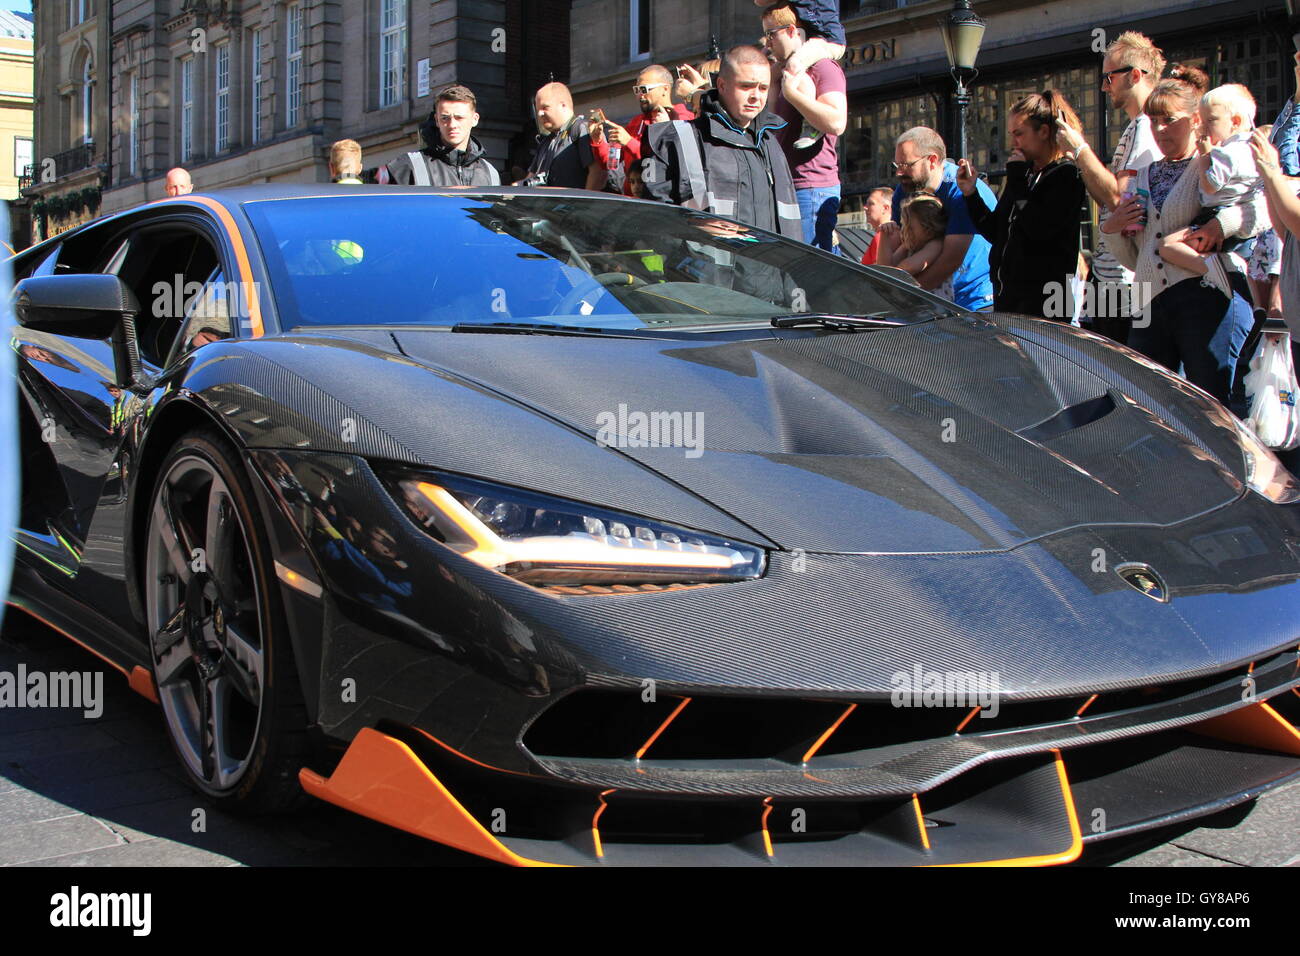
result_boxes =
[1101,65,1264,410]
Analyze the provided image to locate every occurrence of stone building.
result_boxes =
[100,0,570,214]
[25,0,108,244]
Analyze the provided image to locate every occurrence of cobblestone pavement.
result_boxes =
[1,607,1295,867]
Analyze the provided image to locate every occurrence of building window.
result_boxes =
[80,59,93,144]
[14,136,32,178]
[180,57,194,161]
[128,73,140,176]
[251,28,265,145]
[67,0,91,29]
[287,2,303,127]
[629,0,650,60]
[379,0,407,108]
[215,43,230,152]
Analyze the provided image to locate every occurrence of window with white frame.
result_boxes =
[379,0,407,108]
[251,28,264,144]
[14,136,32,178]
[80,59,93,143]
[180,56,194,161]
[215,43,230,152]
[287,2,303,127]
[629,0,649,60]
[128,73,140,176]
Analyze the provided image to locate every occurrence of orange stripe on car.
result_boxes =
[142,196,264,338]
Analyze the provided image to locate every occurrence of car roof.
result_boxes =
[199,184,657,209]
[7,185,656,265]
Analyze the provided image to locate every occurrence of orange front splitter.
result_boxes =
[299,727,559,866]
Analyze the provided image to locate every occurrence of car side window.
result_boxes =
[111,228,223,370]
[166,265,234,366]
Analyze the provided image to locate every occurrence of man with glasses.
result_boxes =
[885,126,995,311]
[762,2,847,252]
[602,65,695,195]
[1056,32,1164,342]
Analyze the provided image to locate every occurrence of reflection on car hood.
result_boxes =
[379,316,1247,553]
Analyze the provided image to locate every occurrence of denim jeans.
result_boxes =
[797,185,840,252]
[1128,276,1254,411]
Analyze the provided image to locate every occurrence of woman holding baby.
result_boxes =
[1099,65,1264,410]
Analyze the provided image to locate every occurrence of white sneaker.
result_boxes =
[793,122,824,150]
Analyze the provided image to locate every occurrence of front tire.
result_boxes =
[143,428,309,812]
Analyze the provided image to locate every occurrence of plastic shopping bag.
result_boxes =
[1244,328,1300,450]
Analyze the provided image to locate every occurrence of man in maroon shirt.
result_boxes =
[761,2,847,251]
[604,65,695,196]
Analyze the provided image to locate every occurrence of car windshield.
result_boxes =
[243,194,955,332]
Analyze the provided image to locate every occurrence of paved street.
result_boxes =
[1,607,1295,867]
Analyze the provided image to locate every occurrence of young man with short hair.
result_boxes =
[762,2,847,251]
[329,139,363,184]
[641,45,801,238]
[379,84,500,186]
[1054,31,1165,340]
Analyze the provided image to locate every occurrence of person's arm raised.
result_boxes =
[1055,114,1122,209]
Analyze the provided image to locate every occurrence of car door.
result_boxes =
[12,211,232,592]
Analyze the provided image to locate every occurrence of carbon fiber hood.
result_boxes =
[375,315,1249,553]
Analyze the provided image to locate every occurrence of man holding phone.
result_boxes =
[601,66,695,195]
[518,82,609,190]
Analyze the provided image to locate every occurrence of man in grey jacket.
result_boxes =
[641,45,802,239]
[379,84,500,187]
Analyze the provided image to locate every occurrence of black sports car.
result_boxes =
[7,186,1300,866]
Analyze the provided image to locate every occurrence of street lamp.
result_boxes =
[940,0,986,162]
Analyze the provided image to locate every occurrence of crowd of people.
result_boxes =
[161,3,1300,428]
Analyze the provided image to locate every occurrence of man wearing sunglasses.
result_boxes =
[602,65,695,195]
[1055,31,1164,343]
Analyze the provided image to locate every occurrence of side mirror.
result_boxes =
[13,274,142,337]
[12,274,144,387]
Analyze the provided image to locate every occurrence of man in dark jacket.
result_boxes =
[641,45,802,239]
[379,84,500,186]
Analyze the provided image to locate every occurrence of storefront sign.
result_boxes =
[845,38,897,68]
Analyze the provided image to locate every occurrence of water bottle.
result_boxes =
[1119,169,1148,238]
[606,143,621,171]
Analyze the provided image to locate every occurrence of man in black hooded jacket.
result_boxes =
[641,45,801,239]
[379,84,501,186]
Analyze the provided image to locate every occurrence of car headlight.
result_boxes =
[1234,418,1300,504]
[392,473,766,585]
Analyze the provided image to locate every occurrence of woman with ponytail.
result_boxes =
[955,89,1087,319]
[1102,65,1265,410]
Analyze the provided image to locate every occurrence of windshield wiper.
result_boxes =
[770,313,909,331]
[451,322,659,339]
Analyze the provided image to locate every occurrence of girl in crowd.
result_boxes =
[956,90,1087,319]
[876,192,952,298]
[1101,65,1263,410]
